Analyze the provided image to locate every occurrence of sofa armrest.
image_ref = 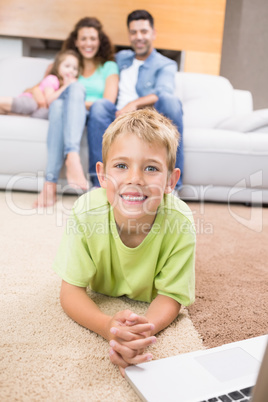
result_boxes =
[217,108,268,133]
[233,89,253,115]
[175,72,235,129]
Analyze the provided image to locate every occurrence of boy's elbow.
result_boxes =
[59,280,87,312]
[60,281,67,310]
[59,280,73,311]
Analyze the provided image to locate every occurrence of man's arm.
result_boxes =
[152,61,177,97]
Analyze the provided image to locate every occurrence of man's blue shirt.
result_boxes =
[115,49,177,98]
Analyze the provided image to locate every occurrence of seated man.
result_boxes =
[88,9,184,188]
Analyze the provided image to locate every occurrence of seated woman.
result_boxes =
[34,17,119,207]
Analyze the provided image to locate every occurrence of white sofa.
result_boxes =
[1,56,268,203]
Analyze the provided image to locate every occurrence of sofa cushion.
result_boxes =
[175,72,235,129]
[217,109,268,133]
[232,89,253,116]
[0,115,48,174]
[0,114,89,181]
[183,128,268,188]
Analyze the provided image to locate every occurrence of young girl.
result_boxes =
[0,50,80,119]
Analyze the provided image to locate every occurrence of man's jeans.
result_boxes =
[87,94,184,188]
[155,94,184,188]
[87,99,116,186]
[46,82,87,183]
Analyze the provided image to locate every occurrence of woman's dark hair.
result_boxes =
[62,17,115,66]
[127,10,154,28]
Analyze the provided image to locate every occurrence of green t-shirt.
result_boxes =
[53,189,196,306]
[78,61,119,102]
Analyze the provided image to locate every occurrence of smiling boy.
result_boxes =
[53,108,195,375]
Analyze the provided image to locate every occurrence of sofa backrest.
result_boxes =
[0,57,52,97]
[0,57,236,130]
[175,72,235,128]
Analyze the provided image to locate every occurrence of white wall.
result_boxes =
[221,0,268,109]
[0,37,31,59]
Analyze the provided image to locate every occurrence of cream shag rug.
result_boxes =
[0,191,204,401]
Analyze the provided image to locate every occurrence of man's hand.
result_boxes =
[115,102,138,118]
[115,94,158,118]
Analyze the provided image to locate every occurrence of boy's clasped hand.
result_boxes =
[108,310,156,376]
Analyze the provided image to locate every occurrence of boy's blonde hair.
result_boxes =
[102,108,180,172]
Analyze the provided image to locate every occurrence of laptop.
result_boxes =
[125,334,268,402]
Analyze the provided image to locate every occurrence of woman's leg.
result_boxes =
[32,182,57,208]
[33,98,64,207]
[46,99,65,183]
[34,83,87,207]
[62,82,88,190]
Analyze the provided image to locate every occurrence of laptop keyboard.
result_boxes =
[199,386,253,402]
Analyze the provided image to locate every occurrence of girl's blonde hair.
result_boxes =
[50,49,80,86]
[102,108,180,172]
